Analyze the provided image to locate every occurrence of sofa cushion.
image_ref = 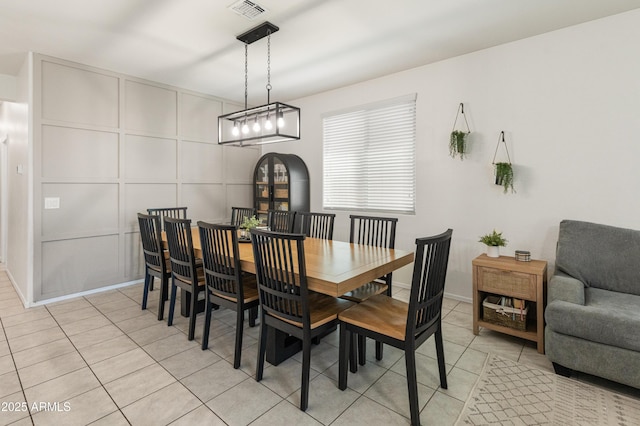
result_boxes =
[556,220,640,296]
[545,287,640,352]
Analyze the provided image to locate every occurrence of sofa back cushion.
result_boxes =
[556,220,640,296]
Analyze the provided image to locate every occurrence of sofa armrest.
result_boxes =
[548,272,585,305]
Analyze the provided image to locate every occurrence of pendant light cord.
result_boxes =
[266,30,272,104]
[244,43,248,110]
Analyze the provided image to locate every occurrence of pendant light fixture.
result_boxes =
[218,22,301,146]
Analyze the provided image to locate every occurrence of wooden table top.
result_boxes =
[166,228,414,297]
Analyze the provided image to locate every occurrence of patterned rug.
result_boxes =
[456,354,640,425]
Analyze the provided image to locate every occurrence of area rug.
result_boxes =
[456,354,640,425]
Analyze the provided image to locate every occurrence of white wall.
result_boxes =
[29,54,258,303]
[3,54,31,304]
[264,10,640,301]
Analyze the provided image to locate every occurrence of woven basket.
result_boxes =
[482,296,527,331]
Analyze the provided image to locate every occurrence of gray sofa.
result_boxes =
[545,219,640,389]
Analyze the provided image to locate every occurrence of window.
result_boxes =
[322,94,416,214]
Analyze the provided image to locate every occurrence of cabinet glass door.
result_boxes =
[255,157,270,224]
[272,157,289,211]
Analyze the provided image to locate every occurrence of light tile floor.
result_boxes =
[1,271,639,425]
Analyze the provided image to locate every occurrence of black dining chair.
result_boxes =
[338,229,453,426]
[267,209,296,233]
[164,216,205,341]
[198,221,259,368]
[230,207,257,227]
[147,207,188,231]
[251,228,354,411]
[342,214,398,364]
[299,212,336,240]
[137,213,170,320]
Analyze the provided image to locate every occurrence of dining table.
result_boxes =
[164,227,414,364]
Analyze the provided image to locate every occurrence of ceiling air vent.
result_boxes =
[229,0,268,20]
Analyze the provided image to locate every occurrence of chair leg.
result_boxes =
[202,293,212,350]
[187,289,197,341]
[142,272,151,310]
[349,331,358,373]
[234,309,245,369]
[149,275,154,291]
[157,276,168,321]
[405,348,420,426]
[255,313,267,382]
[249,306,257,328]
[167,282,177,326]
[375,341,384,361]
[300,333,311,411]
[358,335,367,365]
[339,323,349,390]
[435,326,448,389]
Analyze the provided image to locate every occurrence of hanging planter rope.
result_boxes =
[449,103,471,160]
[492,131,515,193]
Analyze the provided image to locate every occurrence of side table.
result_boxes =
[472,254,548,353]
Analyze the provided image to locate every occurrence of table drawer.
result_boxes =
[477,266,536,300]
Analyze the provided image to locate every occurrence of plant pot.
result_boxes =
[487,246,500,258]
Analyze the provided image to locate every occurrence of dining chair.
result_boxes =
[267,209,296,233]
[342,214,398,364]
[230,206,257,227]
[147,206,188,231]
[251,228,354,411]
[299,212,336,240]
[164,216,205,341]
[137,213,170,320]
[338,229,453,426]
[197,221,259,368]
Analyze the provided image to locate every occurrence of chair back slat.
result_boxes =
[251,229,309,326]
[231,207,257,227]
[267,210,296,233]
[300,212,335,240]
[198,222,244,300]
[349,215,397,249]
[147,207,188,231]
[407,229,453,339]
[137,213,166,273]
[164,217,197,284]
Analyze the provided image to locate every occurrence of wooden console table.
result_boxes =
[472,254,547,353]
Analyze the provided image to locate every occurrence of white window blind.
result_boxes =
[323,95,416,214]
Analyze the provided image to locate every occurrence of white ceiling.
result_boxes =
[1,0,639,105]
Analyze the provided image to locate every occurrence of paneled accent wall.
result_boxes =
[33,54,258,301]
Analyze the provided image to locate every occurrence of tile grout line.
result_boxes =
[0,315,35,425]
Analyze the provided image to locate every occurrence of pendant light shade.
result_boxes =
[218,22,301,146]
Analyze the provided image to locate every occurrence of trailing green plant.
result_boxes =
[449,130,469,160]
[240,215,261,230]
[494,162,515,193]
[479,230,508,247]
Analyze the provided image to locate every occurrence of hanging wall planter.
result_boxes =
[449,103,471,160]
[492,131,515,193]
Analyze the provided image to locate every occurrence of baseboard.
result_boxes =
[32,279,145,307]
[4,269,29,308]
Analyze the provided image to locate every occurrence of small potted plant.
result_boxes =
[494,162,514,193]
[240,215,260,240]
[449,130,469,160]
[479,229,507,258]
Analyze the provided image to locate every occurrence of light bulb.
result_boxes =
[231,123,240,136]
[277,114,285,128]
[253,120,261,132]
[264,119,273,130]
[241,122,249,134]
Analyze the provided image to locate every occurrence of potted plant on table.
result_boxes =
[240,215,260,240]
[479,229,507,258]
